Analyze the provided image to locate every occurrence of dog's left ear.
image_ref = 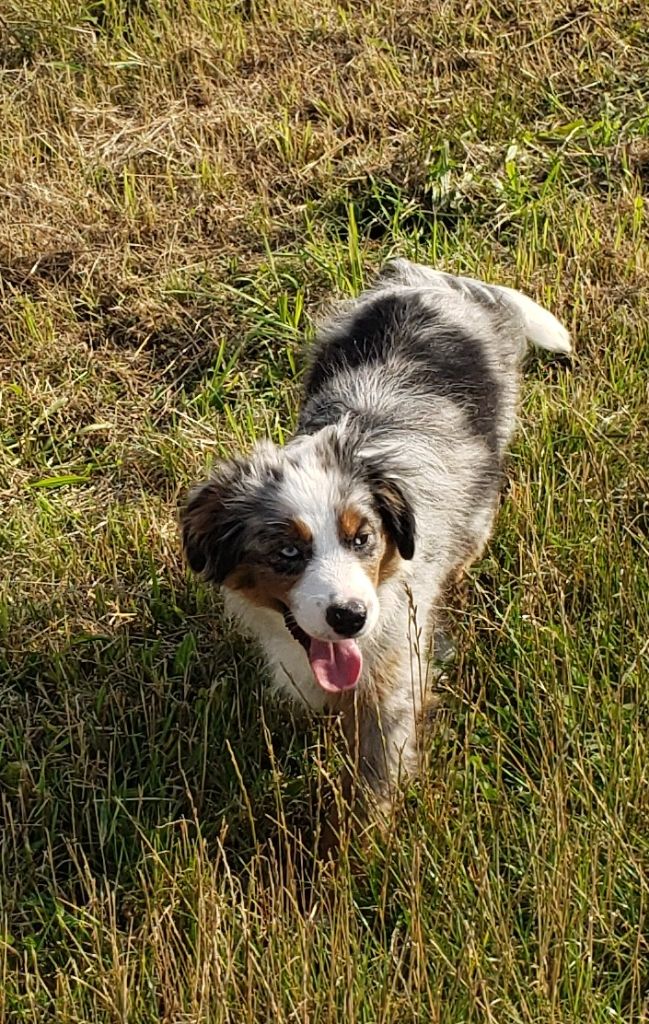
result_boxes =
[370,475,416,560]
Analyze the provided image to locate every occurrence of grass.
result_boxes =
[1,0,648,1020]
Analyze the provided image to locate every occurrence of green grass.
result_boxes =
[1,0,648,1020]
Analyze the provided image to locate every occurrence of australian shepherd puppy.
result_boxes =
[182,259,570,826]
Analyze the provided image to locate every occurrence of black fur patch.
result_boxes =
[303,293,500,444]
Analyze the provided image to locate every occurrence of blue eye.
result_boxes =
[280,544,300,559]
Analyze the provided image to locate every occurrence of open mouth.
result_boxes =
[281,607,363,694]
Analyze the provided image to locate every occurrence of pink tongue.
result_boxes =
[308,639,363,693]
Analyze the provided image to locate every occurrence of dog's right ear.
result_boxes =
[181,464,247,585]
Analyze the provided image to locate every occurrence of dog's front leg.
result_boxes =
[318,688,417,860]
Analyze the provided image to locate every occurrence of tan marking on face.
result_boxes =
[352,526,400,590]
[225,565,298,611]
[377,532,400,585]
[337,515,399,589]
[356,531,382,588]
[338,506,364,542]
[292,517,313,543]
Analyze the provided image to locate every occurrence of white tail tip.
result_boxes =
[496,285,572,354]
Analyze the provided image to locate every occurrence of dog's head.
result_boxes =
[181,428,415,694]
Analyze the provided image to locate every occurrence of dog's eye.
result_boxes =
[280,544,300,559]
[353,532,370,549]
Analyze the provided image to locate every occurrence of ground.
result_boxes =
[1,1,648,1021]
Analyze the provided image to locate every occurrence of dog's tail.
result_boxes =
[493,285,572,355]
[378,260,572,355]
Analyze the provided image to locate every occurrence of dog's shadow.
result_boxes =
[2,600,350,922]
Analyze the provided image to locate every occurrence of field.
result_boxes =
[1,1,648,1020]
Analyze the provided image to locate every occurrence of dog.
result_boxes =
[181,259,570,833]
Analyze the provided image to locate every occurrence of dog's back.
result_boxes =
[299,259,568,462]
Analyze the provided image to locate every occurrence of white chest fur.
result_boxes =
[223,589,330,711]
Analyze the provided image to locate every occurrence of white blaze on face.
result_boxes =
[291,542,379,642]
[279,445,380,645]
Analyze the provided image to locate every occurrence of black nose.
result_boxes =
[326,600,367,638]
